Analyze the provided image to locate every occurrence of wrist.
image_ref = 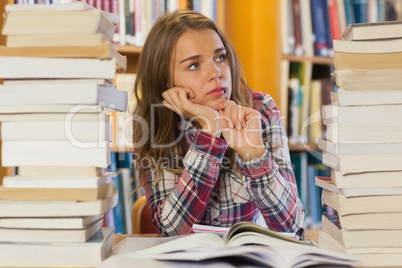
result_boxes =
[237,147,265,161]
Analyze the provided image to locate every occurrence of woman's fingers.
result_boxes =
[162,87,196,117]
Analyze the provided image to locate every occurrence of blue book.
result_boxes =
[310,0,328,57]
[290,152,308,213]
[307,165,320,227]
[322,0,333,57]
[353,0,368,23]
[377,0,386,22]
[344,0,356,26]
[106,152,125,234]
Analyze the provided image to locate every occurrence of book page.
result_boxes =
[122,233,225,259]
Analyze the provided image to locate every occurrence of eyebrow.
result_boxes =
[179,47,227,64]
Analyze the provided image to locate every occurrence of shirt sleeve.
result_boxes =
[236,93,305,232]
[142,131,228,236]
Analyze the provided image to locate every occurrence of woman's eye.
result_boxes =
[217,54,226,62]
[189,63,199,70]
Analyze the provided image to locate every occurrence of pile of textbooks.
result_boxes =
[0,2,127,266]
[316,20,402,267]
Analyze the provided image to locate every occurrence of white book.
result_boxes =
[18,166,105,177]
[3,9,118,40]
[2,172,113,188]
[0,215,101,229]
[6,33,110,47]
[326,122,402,144]
[0,57,117,80]
[331,169,402,189]
[2,78,113,85]
[333,39,402,53]
[0,103,105,114]
[315,175,402,197]
[322,150,402,174]
[0,227,114,267]
[318,137,402,155]
[5,1,91,12]
[334,68,402,91]
[1,119,111,142]
[321,213,402,248]
[0,189,117,217]
[0,109,108,122]
[322,103,402,126]
[2,140,111,168]
[0,217,103,243]
[0,82,127,112]
[322,189,402,216]
[331,89,402,106]
[319,231,402,267]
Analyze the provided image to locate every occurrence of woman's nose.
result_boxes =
[209,63,222,81]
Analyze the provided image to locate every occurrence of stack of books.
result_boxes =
[0,2,127,267]
[316,20,402,267]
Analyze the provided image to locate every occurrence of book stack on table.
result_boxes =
[0,2,127,267]
[316,20,402,267]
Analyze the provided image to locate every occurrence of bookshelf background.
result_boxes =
[1,0,402,230]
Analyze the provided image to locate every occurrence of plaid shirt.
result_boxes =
[142,90,305,236]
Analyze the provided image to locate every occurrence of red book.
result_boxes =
[292,0,303,55]
[328,0,342,40]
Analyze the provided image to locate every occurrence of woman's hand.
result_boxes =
[162,87,221,136]
[219,101,265,160]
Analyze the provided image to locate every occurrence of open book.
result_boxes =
[107,222,360,268]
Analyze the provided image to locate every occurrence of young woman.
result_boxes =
[132,10,304,236]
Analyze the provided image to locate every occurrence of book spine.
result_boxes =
[292,0,303,56]
[106,152,125,234]
[353,0,368,23]
[310,0,328,57]
[328,0,342,40]
[322,0,334,57]
[343,0,356,25]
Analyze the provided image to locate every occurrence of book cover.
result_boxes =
[0,43,127,71]
[319,231,402,267]
[0,182,114,201]
[341,20,402,41]
[321,188,402,215]
[2,140,111,168]
[322,103,402,126]
[322,212,402,248]
[316,174,402,197]
[0,227,114,267]
[0,82,127,111]
[2,9,118,40]
[6,33,109,47]
[310,0,328,56]
[0,190,118,217]
[0,216,103,243]
[0,216,102,229]
[0,57,118,80]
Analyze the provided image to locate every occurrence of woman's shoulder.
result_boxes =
[249,89,280,114]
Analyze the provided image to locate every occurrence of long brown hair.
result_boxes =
[132,10,252,184]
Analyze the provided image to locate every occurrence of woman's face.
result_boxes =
[171,29,232,111]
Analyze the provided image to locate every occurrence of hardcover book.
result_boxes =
[0,227,114,267]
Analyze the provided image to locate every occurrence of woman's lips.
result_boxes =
[208,87,226,96]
